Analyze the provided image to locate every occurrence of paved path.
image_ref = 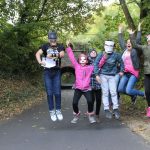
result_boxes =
[0,90,150,150]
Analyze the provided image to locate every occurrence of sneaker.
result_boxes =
[131,95,137,105]
[71,116,79,124]
[49,110,57,121]
[113,109,120,119]
[146,107,150,118]
[56,110,63,121]
[71,112,80,123]
[105,109,112,119]
[112,110,115,116]
[95,115,100,123]
[88,115,96,124]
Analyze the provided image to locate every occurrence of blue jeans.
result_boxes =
[115,74,121,87]
[118,73,144,97]
[44,68,61,111]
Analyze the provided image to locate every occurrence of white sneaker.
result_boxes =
[88,115,96,124]
[49,110,57,121]
[71,116,79,123]
[56,110,63,121]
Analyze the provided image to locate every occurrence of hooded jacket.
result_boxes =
[94,52,124,76]
[66,47,94,90]
[130,34,150,74]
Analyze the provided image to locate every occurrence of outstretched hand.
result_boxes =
[127,29,135,35]
[66,40,70,47]
[66,40,73,49]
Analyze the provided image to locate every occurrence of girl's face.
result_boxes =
[79,56,87,66]
[78,54,88,66]
[90,50,97,58]
[126,39,132,50]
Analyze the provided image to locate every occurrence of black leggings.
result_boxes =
[92,89,102,115]
[144,74,150,107]
[73,89,93,114]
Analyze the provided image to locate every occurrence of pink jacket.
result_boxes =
[66,47,94,90]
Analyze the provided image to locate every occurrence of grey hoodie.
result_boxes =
[130,34,150,74]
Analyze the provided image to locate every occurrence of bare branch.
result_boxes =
[36,0,48,22]
[119,0,136,30]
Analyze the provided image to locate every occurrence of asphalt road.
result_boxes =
[0,89,150,150]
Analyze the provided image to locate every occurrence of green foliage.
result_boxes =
[0,0,103,74]
[142,14,150,39]
[121,94,147,118]
[0,0,149,75]
[72,0,149,52]
[72,4,127,51]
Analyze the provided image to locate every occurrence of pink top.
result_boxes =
[66,47,94,90]
[98,54,107,68]
[123,51,139,78]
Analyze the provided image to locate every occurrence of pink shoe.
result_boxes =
[146,107,150,117]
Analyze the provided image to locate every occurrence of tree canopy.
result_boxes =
[0,0,149,74]
[73,0,150,50]
[0,0,104,73]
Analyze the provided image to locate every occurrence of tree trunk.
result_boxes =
[119,0,136,30]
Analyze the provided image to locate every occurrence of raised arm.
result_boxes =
[136,31,141,44]
[65,41,77,66]
[128,29,144,52]
[135,22,143,44]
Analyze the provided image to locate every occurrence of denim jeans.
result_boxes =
[118,73,144,97]
[115,73,121,86]
[44,68,61,111]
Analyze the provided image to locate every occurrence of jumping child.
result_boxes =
[94,40,124,119]
[66,41,96,124]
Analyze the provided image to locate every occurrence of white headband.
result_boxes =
[105,41,115,46]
